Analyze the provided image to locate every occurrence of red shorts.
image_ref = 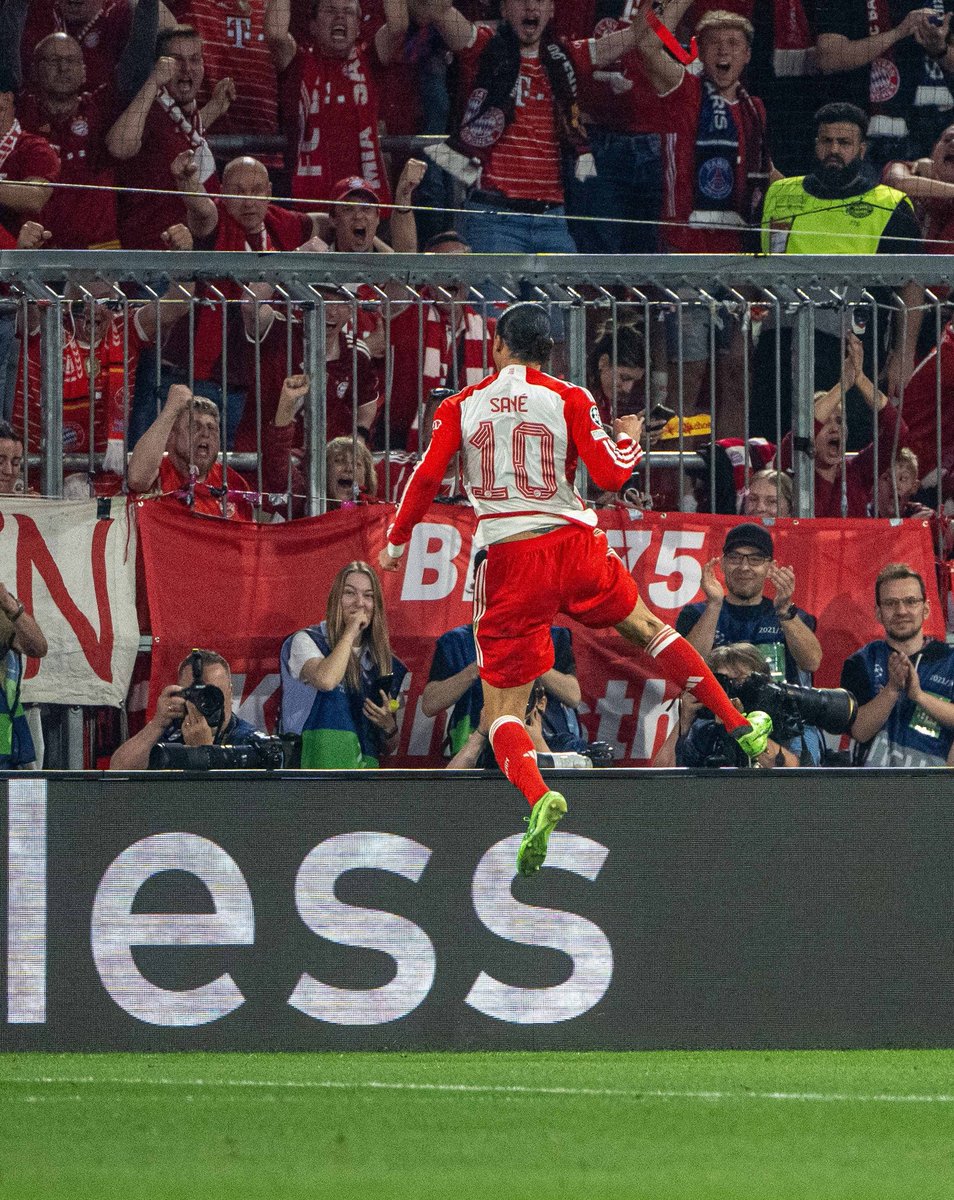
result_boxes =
[473,523,639,688]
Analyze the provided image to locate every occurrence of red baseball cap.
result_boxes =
[331,176,382,205]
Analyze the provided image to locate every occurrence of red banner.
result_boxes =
[136,503,943,765]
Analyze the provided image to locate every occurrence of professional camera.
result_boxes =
[176,649,226,731]
[716,672,858,742]
[148,733,291,770]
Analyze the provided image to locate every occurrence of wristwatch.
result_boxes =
[777,604,798,622]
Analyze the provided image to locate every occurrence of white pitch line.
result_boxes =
[0,1075,953,1105]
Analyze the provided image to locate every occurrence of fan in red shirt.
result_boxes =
[238,281,380,457]
[883,122,954,481]
[168,150,320,415]
[0,85,59,422]
[633,0,774,255]
[3,0,164,248]
[429,0,641,254]
[372,229,496,450]
[264,0,408,205]
[127,384,254,519]
[632,1,777,430]
[174,0,279,155]
[0,91,60,243]
[107,25,232,248]
[13,223,195,484]
[21,0,138,93]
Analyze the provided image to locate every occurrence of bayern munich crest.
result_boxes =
[869,57,900,103]
[460,89,506,149]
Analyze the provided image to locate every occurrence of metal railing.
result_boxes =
[1,249,952,525]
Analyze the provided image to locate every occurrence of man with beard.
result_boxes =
[677,522,822,685]
[754,102,924,446]
[841,562,954,766]
[127,384,254,519]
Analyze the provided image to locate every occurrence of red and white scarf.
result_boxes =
[157,90,215,182]
[0,120,23,175]
[772,0,815,78]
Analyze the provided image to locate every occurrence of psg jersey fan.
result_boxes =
[379,303,770,877]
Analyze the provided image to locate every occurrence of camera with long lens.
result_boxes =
[175,649,226,732]
[716,672,858,743]
[148,732,293,770]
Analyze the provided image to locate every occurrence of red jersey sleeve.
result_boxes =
[15,132,61,182]
[564,387,643,492]
[386,397,462,549]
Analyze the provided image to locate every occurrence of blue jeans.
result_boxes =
[463,198,577,258]
[566,129,661,254]
[463,199,576,340]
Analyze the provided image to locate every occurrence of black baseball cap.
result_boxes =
[723,522,773,559]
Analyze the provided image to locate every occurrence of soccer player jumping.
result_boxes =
[379,303,769,875]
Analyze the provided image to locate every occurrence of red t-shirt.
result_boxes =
[571,19,657,135]
[17,86,119,248]
[552,1,597,40]
[176,0,279,148]
[15,313,147,455]
[644,71,765,253]
[22,0,134,93]
[114,100,220,249]
[146,456,254,520]
[0,125,61,239]
[458,25,585,202]
[282,43,391,204]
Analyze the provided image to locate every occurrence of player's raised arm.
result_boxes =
[378,397,463,571]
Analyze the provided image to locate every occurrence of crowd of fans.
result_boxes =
[1,0,954,766]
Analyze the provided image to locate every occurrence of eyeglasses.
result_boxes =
[879,596,924,611]
[723,552,769,567]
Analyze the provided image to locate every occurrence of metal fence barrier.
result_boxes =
[1,251,952,526]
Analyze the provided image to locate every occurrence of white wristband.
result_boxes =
[386,542,406,560]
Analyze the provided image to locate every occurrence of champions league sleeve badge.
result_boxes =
[698,157,734,202]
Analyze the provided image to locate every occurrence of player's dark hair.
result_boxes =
[875,563,926,606]
[155,26,202,60]
[814,102,868,139]
[495,302,554,366]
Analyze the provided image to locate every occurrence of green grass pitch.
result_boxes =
[2,1050,954,1199]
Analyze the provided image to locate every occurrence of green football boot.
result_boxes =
[732,710,773,760]
[516,790,567,876]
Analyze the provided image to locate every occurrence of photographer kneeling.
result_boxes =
[110,650,261,770]
[679,643,828,768]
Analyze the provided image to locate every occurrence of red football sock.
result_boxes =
[489,716,549,807]
[645,625,749,734]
